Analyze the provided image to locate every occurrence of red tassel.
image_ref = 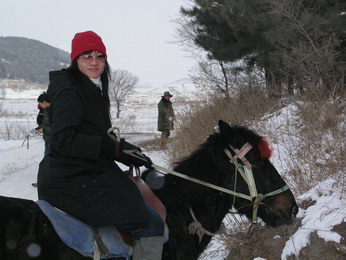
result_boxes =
[258,138,272,159]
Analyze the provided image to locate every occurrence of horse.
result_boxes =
[0,120,298,260]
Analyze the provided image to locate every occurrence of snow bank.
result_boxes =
[281,178,346,259]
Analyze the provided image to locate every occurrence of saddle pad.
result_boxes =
[36,200,130,259]
[143,169,166,190]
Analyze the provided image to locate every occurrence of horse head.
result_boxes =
[218,120,298,227]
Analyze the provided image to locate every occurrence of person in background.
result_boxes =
[37,31,164,260]
[35,103,44,132]
[157,91,175,149]
[32,92,51,187]
[36,92,51,155]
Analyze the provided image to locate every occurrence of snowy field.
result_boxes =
[0,80,345,259]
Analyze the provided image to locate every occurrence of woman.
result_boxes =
[37,31,164,259]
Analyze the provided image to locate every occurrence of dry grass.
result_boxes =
[0,109,27,118]
[224,221,301,260]
[168,88,279,163]
[222,216,346,260]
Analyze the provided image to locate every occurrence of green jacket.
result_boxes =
[158,98,175,131]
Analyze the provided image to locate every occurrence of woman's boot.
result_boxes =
[132,236,163,260]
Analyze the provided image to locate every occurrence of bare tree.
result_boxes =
[190,58,262,102]
[175,5,265,101]
[190,59,234,101]
[264,0,346,97]
[109,69,138,118]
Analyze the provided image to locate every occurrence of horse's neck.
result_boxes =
[166,148,231,232]
[163,179,230,218]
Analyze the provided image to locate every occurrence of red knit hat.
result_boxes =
[70,31,107,61]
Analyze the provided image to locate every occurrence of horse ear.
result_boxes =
[218,120,235,139]
[218,120,243,146]
[218,120,231,135]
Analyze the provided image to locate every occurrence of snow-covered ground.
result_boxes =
[282,178,345,259]
[0,79,345,259]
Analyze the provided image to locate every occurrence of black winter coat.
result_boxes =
[37,69,148,227]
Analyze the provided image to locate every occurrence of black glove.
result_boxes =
[120,138,141,152]
[126,152,153,168]
[117,151,153,169]
[142,154,153,169]
[115,138,153,168]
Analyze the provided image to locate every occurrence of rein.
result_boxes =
[151,145,289,222]
[150,143,289,242]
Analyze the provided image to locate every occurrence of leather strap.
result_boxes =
[92,226,109,256]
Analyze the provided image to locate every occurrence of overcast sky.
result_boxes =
[1,0,195,86]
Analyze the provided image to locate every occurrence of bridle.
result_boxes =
[224,142,290,222]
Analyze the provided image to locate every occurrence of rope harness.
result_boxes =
[188,206,226,243]
[224,143,290,222]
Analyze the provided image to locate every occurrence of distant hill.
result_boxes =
[0,36,70,85]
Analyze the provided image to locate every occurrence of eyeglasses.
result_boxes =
[78,53,106,63]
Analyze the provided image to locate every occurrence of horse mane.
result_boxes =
[173,124,269,171]
[227,125,272,159]
[230,125,262,145]
[173,133,226,173]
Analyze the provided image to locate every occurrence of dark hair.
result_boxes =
[68,51,111,114]
[37,92,50,103]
